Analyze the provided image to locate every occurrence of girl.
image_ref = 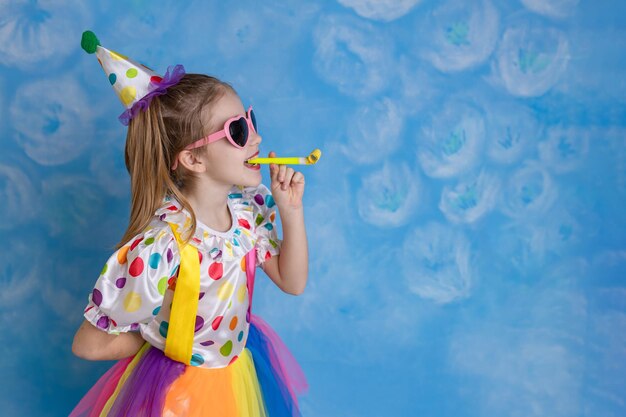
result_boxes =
[70,31,309,416]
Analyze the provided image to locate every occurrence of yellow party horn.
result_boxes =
[246,149,322,165]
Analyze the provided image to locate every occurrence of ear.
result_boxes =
[178,150,207,173]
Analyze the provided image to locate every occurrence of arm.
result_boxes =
[72,319,146,361]
[261,206,308,295]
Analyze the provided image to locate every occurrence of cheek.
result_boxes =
[209,142,242,163]
[209,147,245,174]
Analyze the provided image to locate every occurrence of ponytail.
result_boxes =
[113,97,198,250]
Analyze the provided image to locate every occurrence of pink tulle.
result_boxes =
[250,314,309,401]
[68,356,133,417]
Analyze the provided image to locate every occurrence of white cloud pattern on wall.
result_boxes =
[313,14,394,97]
[340,98,404,164]
[337,0,424,22]
[356,160,420,227]
[448,260,588,417]
[0,239,41,308]
[439,168,501,224]
[498,161,558,220]
[484,99,539,165]
[10,76,93,166]
[89,135,130,198]
[490,21,570,97]
[0,0,91,69]
[41,174,112,247]
[538,126,590,175]
[401,222,473,304]
[0,164,38,230]
[521,0,580,20]
[419,0,499,73]
[417,99,485,179]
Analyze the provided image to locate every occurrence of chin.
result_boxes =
[238,176,262,188]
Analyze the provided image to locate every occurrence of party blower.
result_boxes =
[246,149,322,165]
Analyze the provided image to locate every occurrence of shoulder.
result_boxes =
[110,222,178,275]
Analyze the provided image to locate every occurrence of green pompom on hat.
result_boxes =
[81,30,100,54]
[79,29,162,119]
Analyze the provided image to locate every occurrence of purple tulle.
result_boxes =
[107,345,185,417]
[118,64,186,126]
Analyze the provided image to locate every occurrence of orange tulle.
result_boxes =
[162,348,267,417]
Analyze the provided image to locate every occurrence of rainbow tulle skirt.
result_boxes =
[69,315,308,417]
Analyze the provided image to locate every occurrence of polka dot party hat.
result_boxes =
[81,30,185,125]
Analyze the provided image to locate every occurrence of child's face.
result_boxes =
[197,91,263,187]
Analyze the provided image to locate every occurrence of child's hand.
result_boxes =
[268,151,305,210]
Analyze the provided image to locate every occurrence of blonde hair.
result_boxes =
[113,73,236,250]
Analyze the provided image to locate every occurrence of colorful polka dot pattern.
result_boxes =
[94,46,161,109]
[83,184,281,368]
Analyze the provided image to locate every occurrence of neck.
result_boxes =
[182,182,233,233]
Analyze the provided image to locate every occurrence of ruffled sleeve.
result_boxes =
[83,226,178,335]
[243,183,283,267]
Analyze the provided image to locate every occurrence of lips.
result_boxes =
[245,151,259,164]
[244,151,261,171]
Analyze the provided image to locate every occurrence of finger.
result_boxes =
[283,167,295,183]
[282,169,295,190]
[292,171,305,184]
[278,164,287,183]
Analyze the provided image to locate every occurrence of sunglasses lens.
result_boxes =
[250,109,257,133]
[229,117,248,147]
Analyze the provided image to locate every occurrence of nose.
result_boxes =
[249,129,262,146]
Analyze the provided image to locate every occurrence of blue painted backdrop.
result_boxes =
[1,0,625,416]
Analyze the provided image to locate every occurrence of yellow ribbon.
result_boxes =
[164,223,200,364]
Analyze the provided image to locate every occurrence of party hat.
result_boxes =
[81,30,185,125]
